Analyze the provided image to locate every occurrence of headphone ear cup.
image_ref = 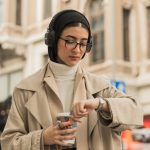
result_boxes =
[86,37,93,52]
[45,30,55,47]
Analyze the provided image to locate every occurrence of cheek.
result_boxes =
[57,42,64,56]
[57,41,62,51]
[57,47,67,61]
[57,49,62,59]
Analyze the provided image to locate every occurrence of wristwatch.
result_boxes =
[95,97,105,112]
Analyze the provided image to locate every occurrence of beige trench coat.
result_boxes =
[1,64,143,150]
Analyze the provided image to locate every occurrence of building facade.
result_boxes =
[0,0,150,119]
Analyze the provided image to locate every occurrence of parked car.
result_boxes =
[122,128,150,150]
[132,128,150,143]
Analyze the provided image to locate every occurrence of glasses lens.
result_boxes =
[65,41,76,49]
[79,43,87,51]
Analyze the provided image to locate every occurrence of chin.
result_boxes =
[67,62,78,66]
[67,64,77,67]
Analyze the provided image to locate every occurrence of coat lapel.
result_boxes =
[25,75,64,129]
[73,67,110,145]
[18,63,63,128]
[25,85,53,129]
[43,67,64,123]
[43,63,61,101]
[83,70,109,138]
[86,91,99,138]
[44,76,60,100]
[73,72,89,150]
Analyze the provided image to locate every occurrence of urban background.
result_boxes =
[0,0,150,149]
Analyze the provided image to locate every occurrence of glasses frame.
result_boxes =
[59,37,90,52]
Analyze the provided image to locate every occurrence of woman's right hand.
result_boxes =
[43,121,77,146]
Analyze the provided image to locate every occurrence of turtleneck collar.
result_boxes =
[48,59,80,77]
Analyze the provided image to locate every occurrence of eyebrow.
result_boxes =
[64,35,88,41]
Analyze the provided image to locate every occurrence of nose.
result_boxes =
[73,43,81,52]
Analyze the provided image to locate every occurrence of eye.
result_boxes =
[65,39,75,44]
[80,43,87,47]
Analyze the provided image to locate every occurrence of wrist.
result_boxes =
[95,97,105,112]
[43,128,52,145]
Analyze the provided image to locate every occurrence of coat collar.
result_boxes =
[25,84,53,128]
[16,63,62,98]
[16,63,109,94]
[16,64,48,91]
[82,70,110,94]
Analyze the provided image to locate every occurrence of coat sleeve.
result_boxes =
[97,84,144,132]
[1,88,44,150]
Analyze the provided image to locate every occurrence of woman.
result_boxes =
[1,9,143,150]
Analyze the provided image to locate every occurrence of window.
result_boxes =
[0,70,22,102]
[43,0,51,19]
[90,1,105,63]
[123,8,130,61]
[92,27,105,62]
[27,0,35,25]
[0,0,3,26]
[147,7,150,58]
[16,0,22,25]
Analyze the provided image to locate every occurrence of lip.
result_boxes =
[69,56,80,59]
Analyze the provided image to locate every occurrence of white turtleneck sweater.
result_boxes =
[49,60,79,112]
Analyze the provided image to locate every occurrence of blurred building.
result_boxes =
[0,0,150,121]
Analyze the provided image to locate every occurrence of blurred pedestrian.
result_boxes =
[1,9,143,150]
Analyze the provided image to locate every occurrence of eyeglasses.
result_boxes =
[59,37,91,52]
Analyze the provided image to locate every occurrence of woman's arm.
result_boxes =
[71,85,143,132]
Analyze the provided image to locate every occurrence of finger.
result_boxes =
[70,110,85,120]
[70,116,81,123]
[59,128,77,136]
[59,134,76,141]
[74,104,84,117]
[74,102,88,116]
[79,102,87,113]
[72,112,86,118]
[76,102,85,114]
[72,107,88,118]
[55,133,76,146]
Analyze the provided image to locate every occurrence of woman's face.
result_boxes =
[57,26,89,66]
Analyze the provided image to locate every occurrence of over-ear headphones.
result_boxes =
[45,30,55,47]
[45,10,92,52]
